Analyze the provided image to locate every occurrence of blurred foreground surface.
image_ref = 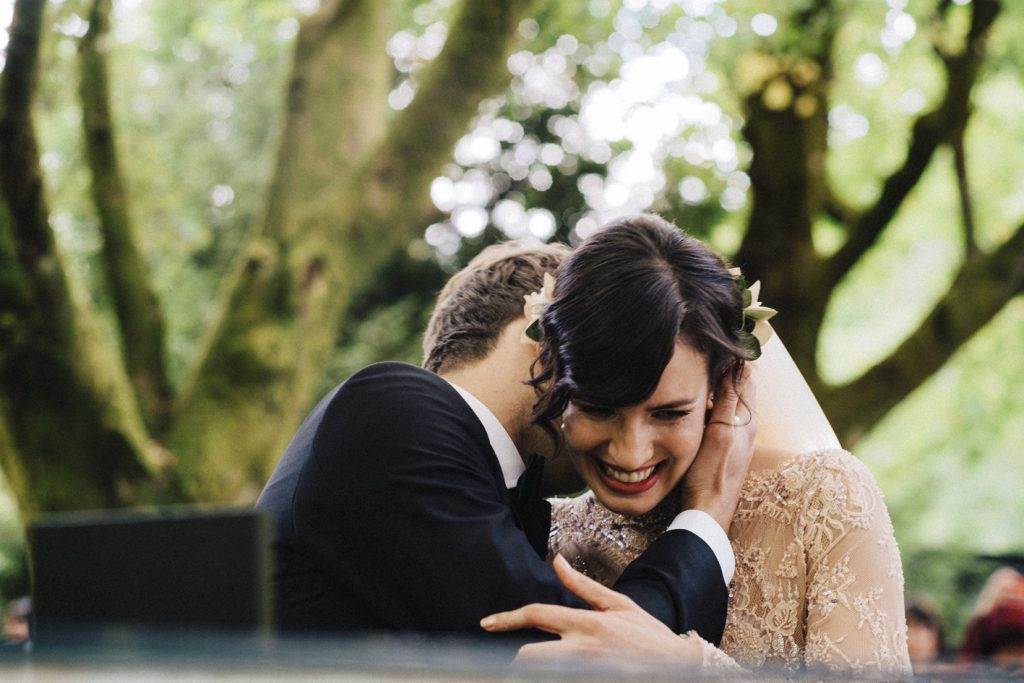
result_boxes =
[0,629,1018,681]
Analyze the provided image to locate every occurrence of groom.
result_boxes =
[256,241,751,647]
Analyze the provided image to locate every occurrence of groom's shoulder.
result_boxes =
[309,361,491,476]
[337,361,453,402]
[346,360,443,384]
[322,361,472,432]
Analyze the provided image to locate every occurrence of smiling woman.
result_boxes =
[562,340,710,517]
[529,214,755,516]
[542,215,911,674]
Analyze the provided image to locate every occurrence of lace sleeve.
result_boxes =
[800,451,911,675]
[682,631,746,672]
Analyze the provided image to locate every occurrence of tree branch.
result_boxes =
[822,222,1024,444]
[170,0,535,501]
[0,0,164,512]
[951,131,979,255]
[354,0,535,244]
[826,0,1000,286]
[79,0,173,431]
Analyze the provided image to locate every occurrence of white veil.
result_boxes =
[749,326,842,453]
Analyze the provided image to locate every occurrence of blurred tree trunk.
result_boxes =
[168,0,534,501]
[167,0,396,500]
[79,0,173,432]
[736,55,833,376]
[0,0,535,508]
[0,0,163,515]
[734,0,1019,445]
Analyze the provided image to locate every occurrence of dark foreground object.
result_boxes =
[29,508,272,640]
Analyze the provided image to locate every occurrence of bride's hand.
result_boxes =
[480,554,703,669]
[681,364,756,534]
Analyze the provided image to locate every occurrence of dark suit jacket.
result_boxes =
[256,362,727,642]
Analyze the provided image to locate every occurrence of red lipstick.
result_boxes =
[597,460,665,495]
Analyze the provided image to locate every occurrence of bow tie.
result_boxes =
[508,455,551,558]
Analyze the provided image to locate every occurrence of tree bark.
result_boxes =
[170,0,535,502]
[728,0,841,382]
[79,0,173,432]
[736,77,832,377]
[826,0,1000,287]
[165,0,396,501]
[0,0,163,514]
[822,224,1024,443]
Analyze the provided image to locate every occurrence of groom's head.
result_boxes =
[424,240,582,491]
[422,241,570,375]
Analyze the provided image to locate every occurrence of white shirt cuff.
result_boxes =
[666,509,735,585]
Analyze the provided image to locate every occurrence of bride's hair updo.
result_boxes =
[530,214,755,426]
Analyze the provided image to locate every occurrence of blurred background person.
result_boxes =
[2,597,29,645]
[905,594,948,671]
[959,567,1024,673]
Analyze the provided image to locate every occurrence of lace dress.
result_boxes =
[549,448,911,675]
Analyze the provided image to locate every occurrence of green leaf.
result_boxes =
[525,318,543,342]
[740,331,762,359]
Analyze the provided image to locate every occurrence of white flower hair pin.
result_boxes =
[522,272,555,343]
[729,267,777,358]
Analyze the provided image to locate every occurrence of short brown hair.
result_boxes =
[423,241,570,374]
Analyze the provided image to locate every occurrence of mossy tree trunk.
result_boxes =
[733,0,1019,444]
[0,0,535,509]
[164,0,397,501]
[168,0,534,501]
[0,0,164,515]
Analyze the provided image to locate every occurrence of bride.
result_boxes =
[530,215,910,673]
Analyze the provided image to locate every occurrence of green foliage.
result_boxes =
[34,0,294,387]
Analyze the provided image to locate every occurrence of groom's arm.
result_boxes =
[296,374,583,634]
[612,524,729,644]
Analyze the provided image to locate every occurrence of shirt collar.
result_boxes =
[446,381,525,489]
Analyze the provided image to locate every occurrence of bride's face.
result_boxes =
[562,340,712,517]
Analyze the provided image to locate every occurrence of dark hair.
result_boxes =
[423,241,570,375]
[530,215,755,427]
